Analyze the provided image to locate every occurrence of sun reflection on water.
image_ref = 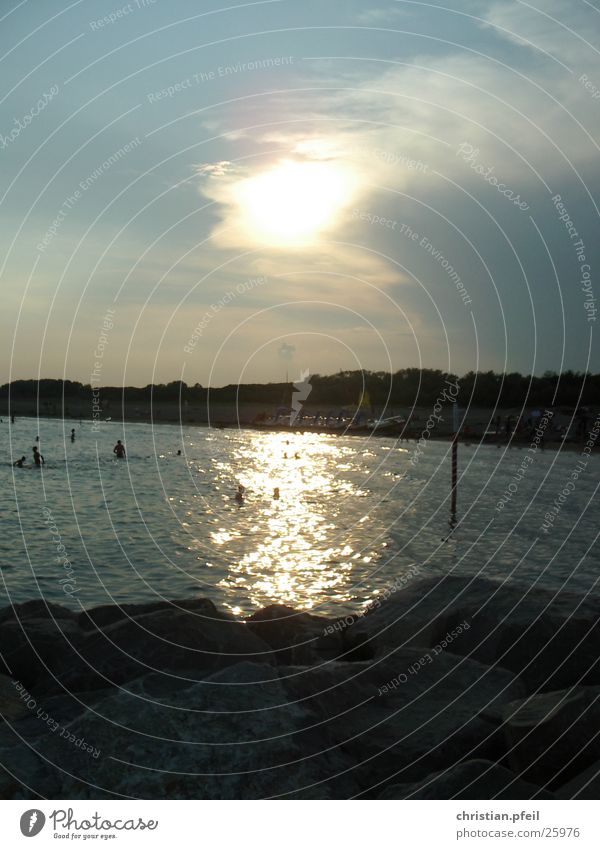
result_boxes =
[190,431,370,613]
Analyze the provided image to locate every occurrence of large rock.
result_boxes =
[502,687,600,788]
[278,647,524,794]
[246,604,337,664]
[354,574,600,692]
[379,759,554,799]
[77,598,219,632]
[556,760,600,799]
[38,603,274,695]
[8,663,359,799]
[0,674,31,722]
[1,618,83,689]
[0,600,78,627]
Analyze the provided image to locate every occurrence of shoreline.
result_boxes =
[4,411,596,452]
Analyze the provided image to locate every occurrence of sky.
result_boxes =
[1,0,599,387]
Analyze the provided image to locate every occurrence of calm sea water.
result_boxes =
[0,417,598,617]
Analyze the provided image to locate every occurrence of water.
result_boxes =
[1,417,598,617]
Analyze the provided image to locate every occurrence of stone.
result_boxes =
[556,760,600,799]
[0,618,83,689]
[0,600,78,626]
[77,597,221,632]
[25,663,359,799]
[38,605,275,695]
[279,647,524,794]
[246,604,335,664]
[503,686,600,788]
[0,674,31,722]
[356,574,600,692]
[379,759,554,799]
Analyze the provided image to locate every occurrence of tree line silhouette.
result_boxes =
[1,369,598,410]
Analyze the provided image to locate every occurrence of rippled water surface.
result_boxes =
[1,417,598,616]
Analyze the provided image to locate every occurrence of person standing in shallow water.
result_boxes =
[32,446,44,466]
[70,428,76,442]
[113,440,126,458]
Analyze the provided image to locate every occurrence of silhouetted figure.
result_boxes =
[13,456,26,468]
[35,435,40,442]
[273,487,280,500]
[177,449,182,456]
[235,484,245,504]
[32,446,44,466]
[113,440,126,458]
[70,428,76,442]
[11,415,15,424]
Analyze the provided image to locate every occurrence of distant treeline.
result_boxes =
[1,369,599,409]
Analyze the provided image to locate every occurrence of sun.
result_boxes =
[233,159,356,246]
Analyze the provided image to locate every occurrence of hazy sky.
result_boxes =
[1,0,599,387]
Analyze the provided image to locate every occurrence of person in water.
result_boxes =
[273,487,280,500]
[113,440,126,458]
[13,456,26,468]
[235,484,245,504]
[70,428,76,442]
[32,446,44,466]
[177,449,182,456]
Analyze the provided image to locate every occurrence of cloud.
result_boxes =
[194,161,234,177]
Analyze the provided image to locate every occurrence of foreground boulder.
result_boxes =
[0,604,82,690]
[0,598,274,696]
[502,686,600,788]
[379,759,554,799]
[246,604,338,664]
[40,603,274,695]
[279,648,524,793]
[353,574,600,692]
[0,663,359,799]
[556,759,600,799]
[0,674,31,722]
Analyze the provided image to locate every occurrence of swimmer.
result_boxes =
[113,440,126,459]
[13,456,26,468]
[273,487,280,500]
[235,484,245,504]
[32,446,45,467]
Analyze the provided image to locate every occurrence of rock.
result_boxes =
[0,618,83,689]
[279,647,524,793]
[77,597,221,632]
[379,759,554,799]
[503,687,600,788]
[0,674,31,722]
[246,604,336,664]
[38,605,275,695]
[556,760,600,799]
[27,662,359,799]
[355,574,600,692]
[0,600,78,626]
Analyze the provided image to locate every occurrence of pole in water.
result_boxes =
[450,403,459,530]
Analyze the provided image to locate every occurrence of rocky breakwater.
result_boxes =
[0,573,598,799]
